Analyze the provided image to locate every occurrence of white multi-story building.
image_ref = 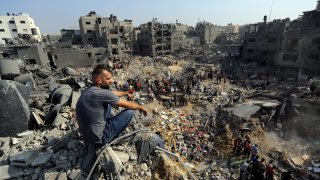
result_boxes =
[0,13,41,44]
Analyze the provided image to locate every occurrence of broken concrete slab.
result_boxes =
[31,150,54,166]
[0,80,31,137]
[67,168,82,180]
[0,165,24,179]
[17,130,34,137]
[44,171,60,180]
[9,150,36,163]
[101,146,123,173]
[227,102,261,120]
[290,154,310,166]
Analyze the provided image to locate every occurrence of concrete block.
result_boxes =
[0,80,31,137]
[9,150,36,163]
[101,146,123,173]
[31,150,54,166]
[0,165,24,179]
[44,172,59,180]
[67,169,82,180]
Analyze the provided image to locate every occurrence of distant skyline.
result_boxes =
[0,0,318,34]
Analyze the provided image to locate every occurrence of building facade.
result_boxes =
[275,1,320,79]
[79,12,133,62]
[138,21,173,57]
[0,13,41,44]
[241,16,290,65]
[79,11,100,46]
[195,22,221,45]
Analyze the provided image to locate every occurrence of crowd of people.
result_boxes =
[233,135,294,180]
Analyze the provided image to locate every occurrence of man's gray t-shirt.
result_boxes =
[76,86,119,144]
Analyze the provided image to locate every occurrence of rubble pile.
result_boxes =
[0,46,320,180]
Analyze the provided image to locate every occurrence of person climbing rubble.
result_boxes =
[76,66,148,146]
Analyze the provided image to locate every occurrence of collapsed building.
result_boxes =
[276,3,320,79]
[1,2,320,180]
[79,12,133,63]
[0,13,42,45]
[241,1,320,79]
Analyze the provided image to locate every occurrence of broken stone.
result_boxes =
[140,163,148,171]
[113,150,130,164]
[55,159,71,169]
[9,150,36,164]
[31,150,53,166]
[44,171,60,180]
[0,165,24,179]
[31,111,44,126]
[17,130,34,137]
[101,146,123,173]
[67,168,82,180]
[11,137,20,145]
[227,102,261,120]
[52,138,69,151]
[0,80,31,137]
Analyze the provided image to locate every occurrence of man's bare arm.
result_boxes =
[115,98,147,116]
[112,90,134,99]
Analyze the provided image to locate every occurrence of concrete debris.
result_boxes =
[227,102,261,120]
[0,165,24,179]
[0,42,319,180]
[0,80,31,137]
[31,150,54,166]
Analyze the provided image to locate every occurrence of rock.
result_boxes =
[0,165,24,179]
[141,163,148,171]
[55,159,71,169]
[17,130,34,137]
[31,150,54,166]
[9,150,37,166]
[52,138,69,151]
[44,172,59,180]
[67,169,82,180]
[101,146,123,173]
[11,137,20,145]
[113,150,130,164]
[0,80,31,137]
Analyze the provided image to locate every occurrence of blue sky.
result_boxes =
[0,0,317,34]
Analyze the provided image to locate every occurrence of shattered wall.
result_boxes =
[51,47,95,68]
[138,21,173,57]
[0,80,31,137]
[241,18,290,65]
[79,11,99,46]
[16,45,50,65]
[276,9,320,79]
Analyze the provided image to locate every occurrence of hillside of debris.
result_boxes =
[0,47,320,180]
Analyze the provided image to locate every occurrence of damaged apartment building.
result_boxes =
[241,1,320,79]
[195,21,223,45]
[276,1,320,79]
[79,11,133,63]
[138,20,199,57]
[241,16,290,66]
[0,13,42,45]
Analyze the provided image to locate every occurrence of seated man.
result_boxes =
[76,66,147,146]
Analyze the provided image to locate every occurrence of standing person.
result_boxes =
[243,140,251,158]
[266,160,275,180]
[240,160,250,179]
[281,170,294,180]
[251,144,259,160]
[76,66,148,146]
[255,158,266,180]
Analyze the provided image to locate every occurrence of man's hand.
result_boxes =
[139,106,148,116]
[126,93,134,100]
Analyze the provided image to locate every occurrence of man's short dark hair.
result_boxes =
[92,66,111,79]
